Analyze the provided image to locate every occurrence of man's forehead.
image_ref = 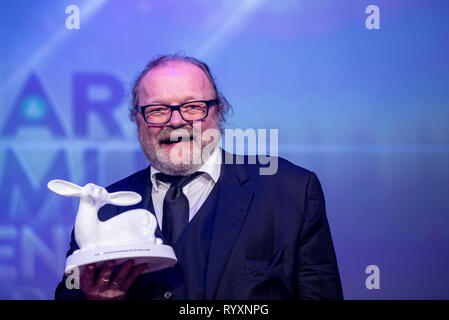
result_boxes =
[139,61,214,102]
[143,61,209,84]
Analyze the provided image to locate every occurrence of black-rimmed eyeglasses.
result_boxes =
[139,99,219,125]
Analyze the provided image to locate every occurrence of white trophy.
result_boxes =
[47,179,177,275]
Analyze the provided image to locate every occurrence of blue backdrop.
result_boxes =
[0,0,448,299]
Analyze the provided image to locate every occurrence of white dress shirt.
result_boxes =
[150,146,222,230]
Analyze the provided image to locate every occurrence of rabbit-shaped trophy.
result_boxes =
[47,179,177,275]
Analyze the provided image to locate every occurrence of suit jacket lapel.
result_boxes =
[205,152,254,299]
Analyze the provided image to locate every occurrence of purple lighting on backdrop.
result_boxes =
[0,0,448,299]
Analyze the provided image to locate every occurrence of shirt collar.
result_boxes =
[150,145,222,191]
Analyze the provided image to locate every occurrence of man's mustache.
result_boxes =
[157,125,199,143]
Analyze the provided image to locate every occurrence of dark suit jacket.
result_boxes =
[55,151,343,300]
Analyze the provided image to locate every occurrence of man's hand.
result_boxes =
[80,259,148,300]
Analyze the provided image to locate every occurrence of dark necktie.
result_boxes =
[156,171,202,246]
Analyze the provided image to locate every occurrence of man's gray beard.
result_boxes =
[138,125,220,176]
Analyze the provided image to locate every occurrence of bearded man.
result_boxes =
[55,54,343,300]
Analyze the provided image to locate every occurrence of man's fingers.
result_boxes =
[95,260,115,290]
[121,263,148,292]
[79,260,146,298]
[80,264,96,290]
[110,260,135,289]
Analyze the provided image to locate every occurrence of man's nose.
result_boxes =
[166,110,188,128]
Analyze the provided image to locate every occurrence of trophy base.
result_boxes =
[65,241,177,275]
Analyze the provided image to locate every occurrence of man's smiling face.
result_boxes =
[136,61,221,175]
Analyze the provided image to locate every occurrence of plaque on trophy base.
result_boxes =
[65,241,177,274]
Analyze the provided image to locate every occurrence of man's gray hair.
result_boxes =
[129,53,232,125]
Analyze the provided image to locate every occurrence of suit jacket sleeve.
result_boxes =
[296,172,343,299]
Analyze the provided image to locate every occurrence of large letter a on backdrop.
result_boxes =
[1,73,65,136]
